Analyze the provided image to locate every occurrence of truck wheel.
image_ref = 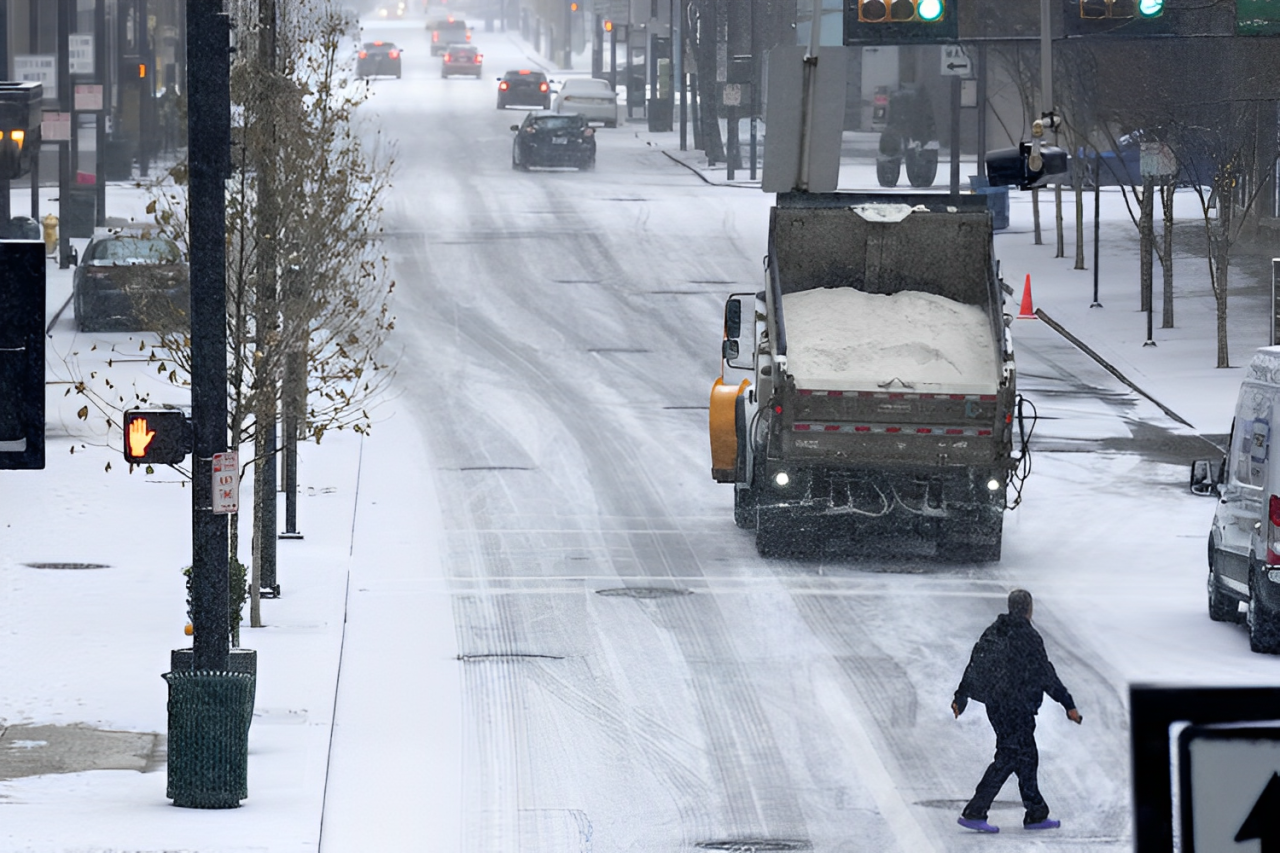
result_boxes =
[733,484,758,529]
[1208,542,1237,622]
[1248,569,1280,653]
[942,512,1002,563]
[755,509,800,558]
[875,156,901,188]
[905,147,938,188]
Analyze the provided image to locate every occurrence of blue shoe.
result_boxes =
[1024,818,1061,830]
[958,816,999,833]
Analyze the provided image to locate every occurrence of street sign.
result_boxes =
[73,84,103,112]
[68,35,94,76]
[14,56,57,100]
[1179,725,1280,852]
[212,450,240,515]
[940,44,972,76]
[40,111,70,142]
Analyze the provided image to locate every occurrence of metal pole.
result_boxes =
[0,0,7,228]
[255,0,279,598]
[796,0,822,191]
[29,0,38,220]
[609,23,616,90]
[138,0,150,177]
[949,74,961,198]
[1271,258,1279,346]
[1039,0,1052,117]
[1092,159,1102,308]
[673,0,683,149]
[95,0,106,224]
[57,0,71,267]
[186,0,231,672]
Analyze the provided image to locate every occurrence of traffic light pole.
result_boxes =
[186,0,231,672]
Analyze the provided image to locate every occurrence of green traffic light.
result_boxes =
[917,0,945,20]
[1137,0,1163,15]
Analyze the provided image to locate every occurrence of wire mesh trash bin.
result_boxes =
[163,670,254,808]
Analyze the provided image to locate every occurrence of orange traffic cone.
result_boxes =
[1017,273,1037,319]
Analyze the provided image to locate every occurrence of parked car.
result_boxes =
[428,18,470,55]
[497,69,551,109]
[1193,345,1280,653]
[511,112,595,171]
[551,77,618,127]
[441,44,482,78]
[357,41,402,79]
[73,230,190,333]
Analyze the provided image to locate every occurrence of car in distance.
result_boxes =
[357,41,402,79]
[442,44,482,78]
[551,77,619,127]
[511,112,595,171]
[497,69,551,109]
[73,230,190,333]
[428,18,470,55]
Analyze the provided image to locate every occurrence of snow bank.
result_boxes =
[781,287,998,392]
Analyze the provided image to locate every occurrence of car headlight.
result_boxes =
[774,471,790,487]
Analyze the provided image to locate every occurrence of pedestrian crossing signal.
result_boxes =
[122,410,191,465]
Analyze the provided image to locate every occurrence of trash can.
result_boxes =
[969,174,1010,231]
[171,647,257,717]
[163,667,255,809]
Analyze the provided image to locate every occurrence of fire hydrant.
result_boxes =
[41,214,58,256]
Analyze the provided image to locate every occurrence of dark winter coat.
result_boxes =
[953,613,1075,717]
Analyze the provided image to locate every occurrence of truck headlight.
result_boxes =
[774,471,791,487]
[986,478,1002,491]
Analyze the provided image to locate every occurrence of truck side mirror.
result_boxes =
[725,297,742,339]
[1190,459,1221,496]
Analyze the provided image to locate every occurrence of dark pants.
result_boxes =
[962,706,1049,825]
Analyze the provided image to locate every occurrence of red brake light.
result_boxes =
[1271,495,1280,527]
[499,81,509,90]
[475,54,482,63]
[539,82,549,92]
[432,31,439,41]
[373,40,384,45]
[388,50,400,59]
[358,50,367,59]
[518,69,531,75]
[466,32,471,41]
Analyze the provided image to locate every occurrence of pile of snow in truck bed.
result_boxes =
[781,286,998,392]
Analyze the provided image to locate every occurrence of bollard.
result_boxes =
[41,214,58,256]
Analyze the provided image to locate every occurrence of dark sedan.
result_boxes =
[73,231,190,333]
[511,112,595,171]
[357,41,402,79]
[496,69,551,109]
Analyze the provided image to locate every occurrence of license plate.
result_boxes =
[552,137,568,144]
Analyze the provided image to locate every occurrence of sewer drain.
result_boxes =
[596,587,692,599]
[23,562,110,570]
[697,840,811,852]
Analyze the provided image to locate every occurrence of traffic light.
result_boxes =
[0,241,46,470]
[0,82,42,181]
[122,410,192,465]
[1079,0,1162,17]
[845,0,957,43]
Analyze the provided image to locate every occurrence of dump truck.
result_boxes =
[709,192,1019,560]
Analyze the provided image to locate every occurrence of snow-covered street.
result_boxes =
[2,11,1279,852]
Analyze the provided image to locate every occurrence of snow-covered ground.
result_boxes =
[3,12,1279,853]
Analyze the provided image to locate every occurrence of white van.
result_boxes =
[1192,345,1280,653]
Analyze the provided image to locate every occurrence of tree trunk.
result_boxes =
[1161,181,1175,329]
[1054,182,1064,258]
[1140,177,1154,313]
[1074,177,1086,270]
[1032,188,1042,245]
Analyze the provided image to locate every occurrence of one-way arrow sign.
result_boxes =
[940,45,971,77]
[1236,772,1280,851]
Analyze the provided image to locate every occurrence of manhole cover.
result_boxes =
[697,841,811,851]
[22,562,109,570]
[596,587,692,600]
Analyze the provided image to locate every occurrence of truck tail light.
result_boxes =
[1271,494,1280,527]
[475,54,483,63]
[358,50,368,59]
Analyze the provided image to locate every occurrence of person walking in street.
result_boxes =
[951,588,1083,833]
